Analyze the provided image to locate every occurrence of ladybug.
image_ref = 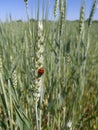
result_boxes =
[38,67,44,77]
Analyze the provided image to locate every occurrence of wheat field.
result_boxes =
[0,0,98,130]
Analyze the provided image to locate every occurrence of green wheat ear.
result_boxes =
[79,3,85,35]
[31,21,44,106]
[65,40,71,64]
[88,0,96,27]
[24,0,28,8]
[59,0,66,36]
[10,56,17,89]
[64,0,67,21]
[54,0,59,19]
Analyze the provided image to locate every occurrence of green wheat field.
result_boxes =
[0,0,98,130]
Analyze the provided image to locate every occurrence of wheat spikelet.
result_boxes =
[12,70,17,88]
[63,0,67,20]
[65,53,71,65]
[59,0,65,36]
[54,0,59,19]
[79,3,85,35]
[61,3,65,22]
[88,0,96,27]
[10,56,17,88]
[24,0,28,9]
[65,41,71,64]
[60,0,67,21]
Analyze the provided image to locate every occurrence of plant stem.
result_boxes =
[35,104,39,130]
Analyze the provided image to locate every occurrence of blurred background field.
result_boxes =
[0,0,98,130]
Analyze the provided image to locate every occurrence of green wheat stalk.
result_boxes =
[0,54,12,129]
[83,0,97,72]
